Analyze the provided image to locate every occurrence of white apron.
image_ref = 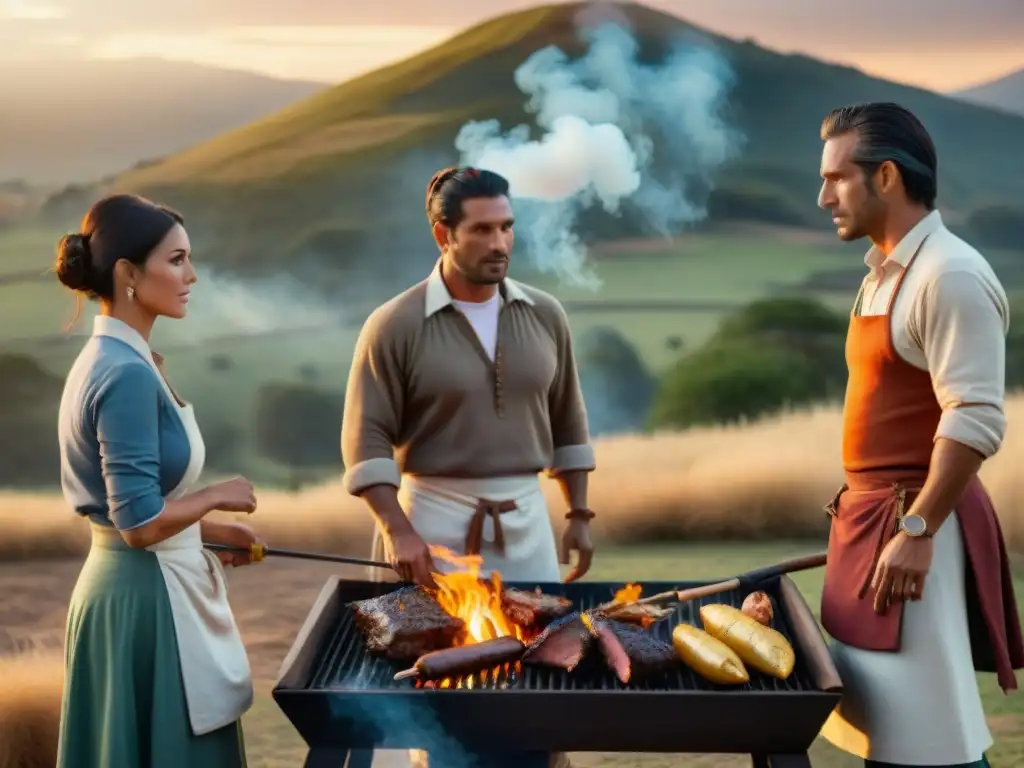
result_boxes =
[370,474,568,768]
[95,317,253,736]
[819,512,993,765]
[369,474,561,584]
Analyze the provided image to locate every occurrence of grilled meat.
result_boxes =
[521,612,593,671]
[351,586,465,661]
[599,602,675,628]
[396,637,526,682]
[501,587,573,630]
[589,615,677,684]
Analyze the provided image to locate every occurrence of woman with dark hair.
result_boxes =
[54,193,262,768]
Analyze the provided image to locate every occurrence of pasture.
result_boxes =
[0,223,850,441]
[0,222,868,482]
[3,399,1024,766]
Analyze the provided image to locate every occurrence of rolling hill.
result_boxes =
[954,68,1024,117]
[39,1,1024,293]
[1,58,324,186]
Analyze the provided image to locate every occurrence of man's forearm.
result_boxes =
[554,470,590,512]
[907,437,984,532]
[359,484,414,535]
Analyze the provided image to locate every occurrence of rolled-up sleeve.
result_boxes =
[545,299,596,476]
[341,307,406,495]
[94,363,166,531]
[916,268,1009,458]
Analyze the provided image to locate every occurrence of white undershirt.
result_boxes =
[452,292,501,361]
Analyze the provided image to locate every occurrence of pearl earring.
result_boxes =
[127,286,135,302]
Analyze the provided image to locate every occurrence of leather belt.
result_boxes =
[465,497,518,556]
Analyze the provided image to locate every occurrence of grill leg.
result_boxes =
[752,754,812,768]
[303,748,374,768]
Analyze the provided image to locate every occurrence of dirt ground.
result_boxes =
[1,556,349,680]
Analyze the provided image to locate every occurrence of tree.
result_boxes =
[647,296,847,430]
[252,382,345,481]
[648,339,829,430]
[575,326,655,436]
[0,354,65,487]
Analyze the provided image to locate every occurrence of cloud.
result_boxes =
[87,25,454,83]
[1,0,66,20]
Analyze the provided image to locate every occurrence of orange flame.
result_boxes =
[606,583,657,628]
[430,545,525,644]
[612,583,643,603]
[416,545,524,689]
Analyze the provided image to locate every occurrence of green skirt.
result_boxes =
[57,532,248,768]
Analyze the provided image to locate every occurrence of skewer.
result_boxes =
[203,543,395,571]
[595,551,828,612]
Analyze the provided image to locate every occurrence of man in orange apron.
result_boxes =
[814,101,1024,767]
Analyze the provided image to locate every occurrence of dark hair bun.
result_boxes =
[55,233,93,292]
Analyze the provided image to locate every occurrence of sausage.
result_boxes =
[394,636,526,681]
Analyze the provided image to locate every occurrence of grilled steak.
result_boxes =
[590,616,677,684]
[351,586,465,661]
[521,612,593,671]
[501,587,573,630]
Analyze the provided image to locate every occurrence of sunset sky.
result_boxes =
[1,0,1021,92]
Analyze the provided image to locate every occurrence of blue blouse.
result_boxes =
[58,316,192,531]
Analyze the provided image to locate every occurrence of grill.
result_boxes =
[273,574,843,768]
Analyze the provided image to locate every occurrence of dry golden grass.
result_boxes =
[0,650,63,768]
[4,392,1024,563]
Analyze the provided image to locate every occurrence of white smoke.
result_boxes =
[454,18,744,289]
[153,267,345,345]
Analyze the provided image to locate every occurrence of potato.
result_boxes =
[671,623,749,685]
[699,603,795,680]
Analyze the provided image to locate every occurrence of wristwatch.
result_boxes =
[898,513,932,538]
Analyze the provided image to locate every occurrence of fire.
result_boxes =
[430,546,524,644]
[417,545,525,689]
[607,583,657,629]
[613,583,643,603]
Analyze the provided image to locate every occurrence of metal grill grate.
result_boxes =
[308,585,816,693]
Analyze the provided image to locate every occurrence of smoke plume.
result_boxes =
[455,17,743,289]
[152,267,347,346]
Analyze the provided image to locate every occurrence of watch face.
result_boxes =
[902,515,926,536]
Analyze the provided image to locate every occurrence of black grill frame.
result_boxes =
[273,575,843,767]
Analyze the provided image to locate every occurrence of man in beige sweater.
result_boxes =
[341,165,597,590]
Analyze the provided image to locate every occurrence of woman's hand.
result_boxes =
[203,520,266,567]
[204,476,257,514]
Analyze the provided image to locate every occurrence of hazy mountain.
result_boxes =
[0,58,325,185]
[953,68,1024,117]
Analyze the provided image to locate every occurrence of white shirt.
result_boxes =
[452,292,501,361]
[855,209,1009,458]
